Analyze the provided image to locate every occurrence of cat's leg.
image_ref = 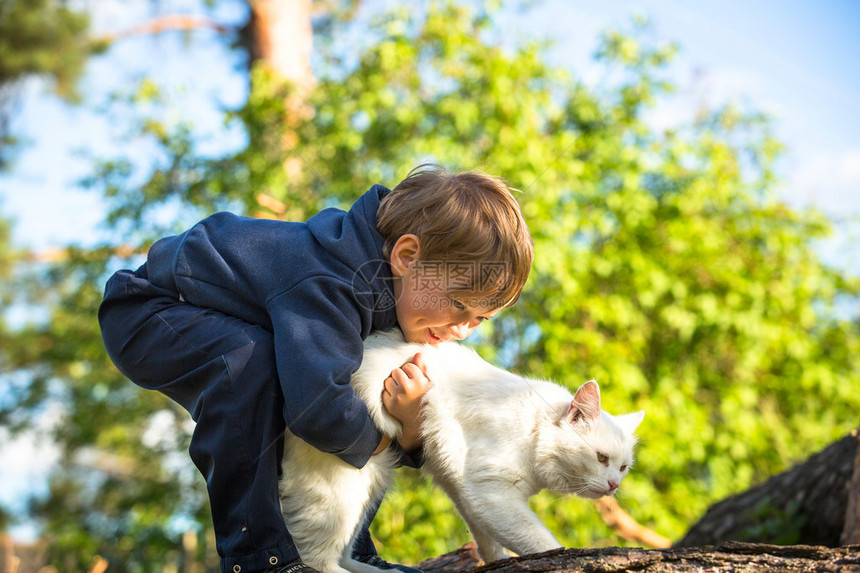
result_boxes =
[435,486,507,563]
[467,524,509,564]
[457,483,561,563]
[280,442,381,573]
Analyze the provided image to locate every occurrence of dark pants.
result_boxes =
[99,267,378,573]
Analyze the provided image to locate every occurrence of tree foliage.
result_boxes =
[0,0,91,93]
[0,0,97,168]
[1,1,858,570]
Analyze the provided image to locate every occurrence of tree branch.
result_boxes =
[93,14,235,46]
[594,497,672,548]
[419,542,860,573]
[26,245,143,263]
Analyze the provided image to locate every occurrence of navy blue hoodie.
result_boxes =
[143,185,399,468]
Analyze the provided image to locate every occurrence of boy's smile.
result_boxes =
[394,282,499,344]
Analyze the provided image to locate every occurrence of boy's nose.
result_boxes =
[449,322,471,340]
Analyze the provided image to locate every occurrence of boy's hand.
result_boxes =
[379,353,431,454]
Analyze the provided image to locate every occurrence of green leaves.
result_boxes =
[4,1,859,567]
[0,0,90,99]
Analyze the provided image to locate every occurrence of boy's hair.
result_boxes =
[377,164,533,308]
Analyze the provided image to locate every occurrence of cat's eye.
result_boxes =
[597,452,608,465]
[620,464,628,472]
[452,299,467,311]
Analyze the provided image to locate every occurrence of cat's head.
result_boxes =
[541,380,644,499]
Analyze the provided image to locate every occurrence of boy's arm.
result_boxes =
[381,352,431,453]
[269,278,384,469]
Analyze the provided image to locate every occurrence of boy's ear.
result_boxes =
[390,234,421,277]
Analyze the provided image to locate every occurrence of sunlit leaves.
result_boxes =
[5,0,859,568]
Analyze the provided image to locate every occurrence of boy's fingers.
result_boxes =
[383,376,402,401]
[389,369,408,385]
[381,385,392,406]
[382,377,404,409]
[411,352,428,374]
[400,363,424,380]
[385,372,413,398]
[398,366,432,397]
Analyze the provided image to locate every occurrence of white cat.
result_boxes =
[279,330,644,573]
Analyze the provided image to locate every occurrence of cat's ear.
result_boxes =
[617,411,645,434]
[566,380,601,425]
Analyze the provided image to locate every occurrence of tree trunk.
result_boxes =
[843,430,860,545]
[244,0,315,217]
[418,542,860,573]
[676,428,860,547]
[246,0,314,91]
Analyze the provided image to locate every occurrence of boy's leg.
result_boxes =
[100,269,297,573]
[352,497,421,573]
[352,497,380,557]
[353,444,425,570]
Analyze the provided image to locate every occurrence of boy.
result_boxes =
[98,164,534,573]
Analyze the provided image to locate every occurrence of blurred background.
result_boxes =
[1,0,858,571]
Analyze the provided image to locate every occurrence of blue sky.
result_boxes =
[536,0,860,215]
[2,0,859,249]
[1,0,859,540]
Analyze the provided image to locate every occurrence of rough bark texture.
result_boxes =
[418,542,860,573]
[843,431,860,545]
[677,429,860,547]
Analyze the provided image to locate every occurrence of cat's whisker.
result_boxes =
[605,491,632,513]
[614,493,633,512]
[544,493,574,509]
[558,473,593,490]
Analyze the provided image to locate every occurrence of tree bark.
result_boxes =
[246,0,314,89]
[843,434,860,545]
[418,542,860,573]
[677,429,860,547]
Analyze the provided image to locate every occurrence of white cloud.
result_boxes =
[705,67,766,102]
[786,147,860,214]
[842,149,860,180]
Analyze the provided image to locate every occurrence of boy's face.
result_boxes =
[389,235,501,345]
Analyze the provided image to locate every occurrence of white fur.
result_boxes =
[279,330,644,572]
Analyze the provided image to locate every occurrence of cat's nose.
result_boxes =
[607,480,619,492]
